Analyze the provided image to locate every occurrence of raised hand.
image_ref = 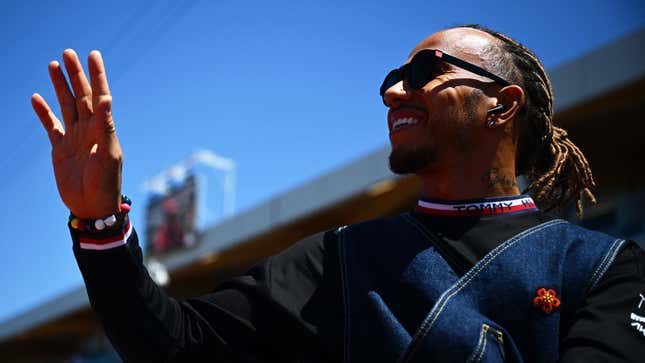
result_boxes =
[32,49,123,219]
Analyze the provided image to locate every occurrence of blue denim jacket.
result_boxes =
[338,215,625,363]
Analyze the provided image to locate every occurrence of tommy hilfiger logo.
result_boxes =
[533,288,560,314]
[416,195,538,217]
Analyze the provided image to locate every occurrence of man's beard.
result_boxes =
[388,89,483,175]
[389,145,437,174]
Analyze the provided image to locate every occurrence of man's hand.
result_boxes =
[32,49,123,219]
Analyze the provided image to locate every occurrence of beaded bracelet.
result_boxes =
[69,195,132,232]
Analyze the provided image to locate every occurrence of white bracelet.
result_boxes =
[94,214,117,231]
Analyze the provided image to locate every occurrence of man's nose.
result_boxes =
[382,80,412,107]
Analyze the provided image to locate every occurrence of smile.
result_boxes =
[388,108,427,135]
[392,117,420,131]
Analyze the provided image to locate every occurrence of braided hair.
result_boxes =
[460,25,596,217]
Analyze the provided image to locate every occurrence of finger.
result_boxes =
[48,60,78,127]
[88,51,111,108]
[31,93,64,146]
[62,49,93,119]
[87,51,117,143]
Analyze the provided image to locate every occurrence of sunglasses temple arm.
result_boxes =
[440,53,511,86]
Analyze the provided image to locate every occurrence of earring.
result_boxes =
[486,119,496,128]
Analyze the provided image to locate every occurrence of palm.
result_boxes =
[32,50,122,219]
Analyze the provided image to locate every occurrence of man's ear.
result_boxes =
[491,85,525,126]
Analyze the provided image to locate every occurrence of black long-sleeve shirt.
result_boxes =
[73,210,645,362]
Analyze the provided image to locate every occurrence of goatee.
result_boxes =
[389,145,437,174]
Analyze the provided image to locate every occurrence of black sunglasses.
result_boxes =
[379,49,511,105]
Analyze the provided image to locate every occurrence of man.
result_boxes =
[32,25,645,362]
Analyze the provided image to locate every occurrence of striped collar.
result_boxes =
[415,194,538,217]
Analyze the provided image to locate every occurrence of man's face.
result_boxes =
[384,28,498,174]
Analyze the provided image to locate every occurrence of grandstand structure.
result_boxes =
[1,28,644,362]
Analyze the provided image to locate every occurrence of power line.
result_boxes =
[8,0,201,182]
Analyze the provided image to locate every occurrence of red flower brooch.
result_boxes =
[533,288,561,314]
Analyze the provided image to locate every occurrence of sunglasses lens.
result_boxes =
[380,50,439,104]
[380,69,402,97]
[408,51,436,89]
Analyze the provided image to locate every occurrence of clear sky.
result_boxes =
[0,0,643,323]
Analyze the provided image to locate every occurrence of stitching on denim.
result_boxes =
[414,218,565,332]
[588,238,624,292]
[397,218,566,363]
[587,238,615,287]
[338,226,351,363]
[466,324,488,363]
[588,238,626,293]
[476,332,488,363]
[400,218,565,362]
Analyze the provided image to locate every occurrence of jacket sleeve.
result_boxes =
[72,223,243,362]
[559,241,645,362]
[72,223,337,362]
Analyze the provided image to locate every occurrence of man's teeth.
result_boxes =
[393,117,419,130]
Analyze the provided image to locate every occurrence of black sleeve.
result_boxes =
[559,241,645,362]
[72,226,342,363]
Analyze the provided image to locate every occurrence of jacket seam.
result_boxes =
[587,238,627,293]
[465,324,488,363]
[397,218,566,363]
[338,226,351,363]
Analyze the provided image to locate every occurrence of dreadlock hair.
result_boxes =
[458,24,596,218]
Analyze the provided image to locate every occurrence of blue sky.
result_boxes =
[0,0,643,323]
